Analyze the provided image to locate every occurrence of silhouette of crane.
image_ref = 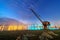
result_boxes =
[30,8,50,29]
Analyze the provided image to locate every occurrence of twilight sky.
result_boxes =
[0,0,60,25]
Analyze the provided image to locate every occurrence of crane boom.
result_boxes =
[30,8,43,23]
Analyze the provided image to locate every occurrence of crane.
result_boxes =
[30,8,50,29]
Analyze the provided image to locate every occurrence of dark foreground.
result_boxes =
[0,30,60,40]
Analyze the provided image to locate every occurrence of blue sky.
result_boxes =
[0,0,60,25]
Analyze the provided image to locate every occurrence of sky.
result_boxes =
[0,0,60,25]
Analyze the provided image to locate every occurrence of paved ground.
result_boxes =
[0,30,59,40]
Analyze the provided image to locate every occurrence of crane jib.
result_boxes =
[30,9,43,23]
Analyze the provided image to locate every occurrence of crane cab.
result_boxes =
[43,21,50,29]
